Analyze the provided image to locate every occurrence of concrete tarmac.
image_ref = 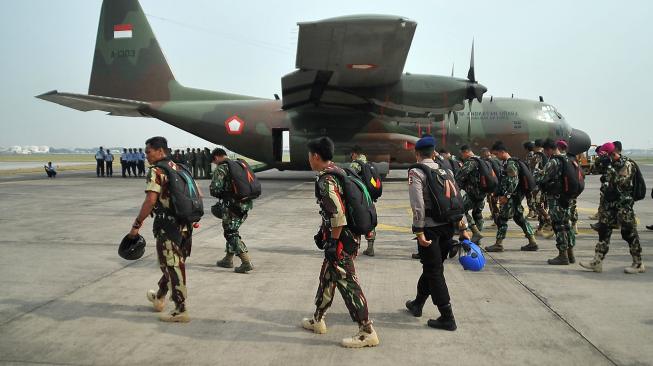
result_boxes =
[0,166,651,365]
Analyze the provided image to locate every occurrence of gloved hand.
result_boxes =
[323,238,339,262]
[314,228,326,249]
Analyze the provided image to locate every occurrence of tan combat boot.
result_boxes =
[363,241,375,256]
[301,317,327,334]
[470,225,483,244]
[146,290,166,312]
[624,263,646,274]
[520,235,539,251]
[567,247,576,264]
[234,252,254,273]
[485,239,504,252]
[159,308,190,323]
[216,253,234,268]
[579,253,603,273]
[341,324,380,348]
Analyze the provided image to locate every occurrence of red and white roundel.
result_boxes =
[225,115,245,135]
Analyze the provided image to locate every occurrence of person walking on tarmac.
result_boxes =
[105,149,114,177]
[536,140,576,265]
[95,146,106,177]
[211,148,254,273]
[485,141,538,252]
[301,137,380,348]
[404,135,470,331]
[349,145,377,256]
[127,136,193,322]
[580,142,646,274]
[137,148,146,177]
[456,145,487,244]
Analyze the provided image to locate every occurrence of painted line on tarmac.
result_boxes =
[483,252,619,366]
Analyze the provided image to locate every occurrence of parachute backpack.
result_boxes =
[223,159,262,201]
[458,239,485,271]
[553,155,585,199]
[470,157,498,193]
[508,157,536,194]
[353,160,383,201]
[155,160,204,225]
[409,163,464,223]
[317,168,378,236]
[630,160,647,201]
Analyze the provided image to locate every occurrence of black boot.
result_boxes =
[427,304,457,331]
[405,300,423,317]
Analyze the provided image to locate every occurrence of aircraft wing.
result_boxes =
[36,91,151,117]
[282,15,416,110]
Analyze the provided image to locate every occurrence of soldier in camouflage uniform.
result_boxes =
[537,140,575,265]
[523,141,537,219]
[485,141,538,252]
[480,148,500,227]
[204,147,212,179]
[456,145,485,244]
[580,142,646,274]
[349,145,377,256]
[210,148,254,273]
[530,139,553,237]
[129,136,191,323]
[302,137,379,348]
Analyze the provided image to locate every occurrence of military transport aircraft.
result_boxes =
[37,0,590,172]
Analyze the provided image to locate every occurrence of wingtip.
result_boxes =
[35,90,59,99]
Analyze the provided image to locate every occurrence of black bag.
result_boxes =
[508,157,536,194]
[410,164,464,223]
[317,168,378,236]
[631,160,647,201]
[549,155,585,199]
[223,159,261,201]
[470,157,498,194]
[353,160,383,201]
[436,155,454,172]
[154,160,204,224]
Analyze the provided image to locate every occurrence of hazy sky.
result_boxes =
[1,0,651,148]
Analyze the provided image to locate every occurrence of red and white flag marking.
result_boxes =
[114,24,133,39]
[225,115,245,135]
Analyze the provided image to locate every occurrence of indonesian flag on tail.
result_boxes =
[114,24,133,39]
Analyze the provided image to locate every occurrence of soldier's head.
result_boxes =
[128,148,133,153]
[438,148,451,159]
[186,148,190,152]
[491,141,509,160]
[211,148,228,164]
[612,140,622,153]
[479,147,491,159]
[534,139,544,152]
[523,141,534,152]
[350,145,363,161]
[144,136,168,164]
[307,137,334,171]
[414,135,436,162]
[460,145,474,160]
[123,148,127,153]
[48,162,52,167]
[556,140,568,154]
[99,146,103,150]
[106,149,110,154]
[600,142,619,161]
[542,138,557,157]
[139,148,143,152]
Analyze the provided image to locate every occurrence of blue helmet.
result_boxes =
[458,239,485,271]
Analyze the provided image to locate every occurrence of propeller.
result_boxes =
[448,63,459,125]
[464,40,487,138]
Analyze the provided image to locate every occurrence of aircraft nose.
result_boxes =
[568,128,591,155]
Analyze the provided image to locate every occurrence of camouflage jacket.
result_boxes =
[529,150,547,178]
[604,156,636,202]
[526,151,535,170]
[349,154,368,176]
[456,156,483,199]
[210,160,253,213]
[316,163,349,230]
[536,153,564,194]
[498,159,520,197]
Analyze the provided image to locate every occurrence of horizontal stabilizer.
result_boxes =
[36,90,150,117]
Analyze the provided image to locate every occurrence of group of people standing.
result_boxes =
[170,147,213,179]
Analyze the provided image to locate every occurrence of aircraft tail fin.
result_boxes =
[89,0,175,102]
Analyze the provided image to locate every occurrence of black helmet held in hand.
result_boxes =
[119,234,146,260]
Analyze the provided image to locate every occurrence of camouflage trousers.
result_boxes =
[532,190,551,229]
[463,194,486,231]
[365,229,376,242]
[487,193,500,223]
[594,201,642,265]
[496,195,534,240]
[222,208,249,255]
[155,232,189,312]
[547,197,575,251]
[314,254,370,327]
[569,199,578,225]
[526,191,536,213]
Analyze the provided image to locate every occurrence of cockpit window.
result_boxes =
[537,105,556,122]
